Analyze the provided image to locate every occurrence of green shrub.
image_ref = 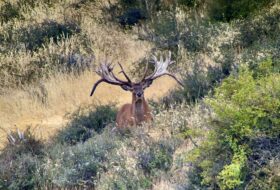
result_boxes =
[20,20,80,51]
[188,58,280,189]
[181,20,218,52]
[209,0,274,22]
[238,8,280,48]
[178,0,198,7]
[0,1,21,24]
[45,132,119,188]
[138,139,176,176]
[0,0,57,24]
[162,62,224,106]
[245,137,280,190]
[102,168,153,190]
[217,149,247,189]
[0,128,44,189]
[1,20,80,52]
[2,128,44,157]
[56,105,117,144]
[0,153,43,190]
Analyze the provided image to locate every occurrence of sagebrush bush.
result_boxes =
[1,128,44,157]
[138,139,177,176]
[0,153,43,190]
[99,168,153,190]
[56,105,117,144]
[43,130,120,188]
[20,20,80,51]
[1,20,80,52]
[0,128,44,189]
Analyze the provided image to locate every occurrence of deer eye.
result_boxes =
[121,85,133,91]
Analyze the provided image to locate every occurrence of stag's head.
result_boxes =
[90,52,183,99]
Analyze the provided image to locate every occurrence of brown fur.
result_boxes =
[116,93,152,128]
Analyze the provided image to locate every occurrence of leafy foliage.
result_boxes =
[188,59,280,189]
[238,8,280,48]
[1,0,280,189]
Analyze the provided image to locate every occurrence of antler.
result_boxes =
[90,61,132,96]
[142,51,184,86]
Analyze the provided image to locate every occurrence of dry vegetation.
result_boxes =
[0,0,280,189]
[0,0,178,148]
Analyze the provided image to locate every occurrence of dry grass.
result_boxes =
[0,66,180,149]
[0,0,161,148]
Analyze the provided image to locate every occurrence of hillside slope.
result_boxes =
[0,0,279,189]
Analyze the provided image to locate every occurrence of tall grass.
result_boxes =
[1,0,280,189]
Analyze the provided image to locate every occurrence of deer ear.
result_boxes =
[143,80,153,89]
[121,84,133,91]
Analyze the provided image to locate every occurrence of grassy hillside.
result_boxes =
[0,0,279,189]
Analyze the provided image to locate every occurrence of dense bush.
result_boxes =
[180,20,218,53]
[138,139,176,176]
[178,0,203,8]
[0,0,56,24]
[0,129,44,189]
[0,154,43,190]
[44,133,119,188]
[246,137,280,190]
[162,60,224,106]
[56,105,117,144]
[25,21,79,51]
[100,168,153,189]
[209,0,274,21]
[188,58,280,189]
[0,1,21,24]
[20,20,80,52]
[0,20,80,52]
[1,128,44,157]
[238,8,280,48]
[119,8,147,26]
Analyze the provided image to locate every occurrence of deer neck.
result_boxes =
[132,94,146,123]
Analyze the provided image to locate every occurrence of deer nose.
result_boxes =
[136,92,142,97]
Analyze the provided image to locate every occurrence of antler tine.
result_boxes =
[90,79,104,96]
[90,61,132,96]
[143,51,184,87]
[118,62,132,83]
[151,73,184,87]
[141,61,149,81]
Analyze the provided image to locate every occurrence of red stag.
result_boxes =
[90,52,183,128]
